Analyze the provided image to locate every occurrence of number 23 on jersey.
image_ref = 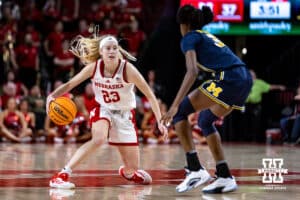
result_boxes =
[101,90,120,103]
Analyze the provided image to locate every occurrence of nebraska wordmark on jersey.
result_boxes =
[92,59,136,110]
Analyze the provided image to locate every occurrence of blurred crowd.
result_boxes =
[0,0,209,144]
[0,0,298,145]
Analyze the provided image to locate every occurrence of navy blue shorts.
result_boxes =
[199,66,252,111]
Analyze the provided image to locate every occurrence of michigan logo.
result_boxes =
[206,82,223,97]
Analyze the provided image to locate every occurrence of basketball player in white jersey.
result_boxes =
[46,35,168,189]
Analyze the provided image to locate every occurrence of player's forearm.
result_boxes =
[171,71,197,108]
[51,83,72,98]
[148,95,162,122]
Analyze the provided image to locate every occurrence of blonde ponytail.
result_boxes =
[69,35,103,64]
[69,34,137,64]
[119,46,137,62]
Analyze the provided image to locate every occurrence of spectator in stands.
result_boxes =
[146,69,164,98]
[44,115,65,143]
[1,30,18,81]
[19,98,36,139]
[242,69,286,141]
[21,0,42,25]
[4,70,28,96]
[42,0,60,20]
[80,82,98,113]
[0,97,32,142]
[121,17,145,56]
[0,2,18,39]
[27,85,46,139]
[42,0,60,34]
[100,17,118,37]
[71,96,91,143]
[124,0,142,18]
[15,33,39,89]
[141,99,171,144]
[77,19,91,37]
[246,69,286,104]
[53,39,75,82]
[43,21,65,82]
[85,1,104,24]
[136,70,162,114]
[1,81,22,109]
[23,23,41,47]
[59,0,79,24]
[280,85,300,145]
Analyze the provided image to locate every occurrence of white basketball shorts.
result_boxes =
[90,106,138,145]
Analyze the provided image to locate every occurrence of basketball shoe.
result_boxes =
[119,166,152,184]
[202,176,237,194]
[176,167,211,193]
[49,188,75,199]
[49,172,75,189]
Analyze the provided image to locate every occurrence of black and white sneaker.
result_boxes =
[202,176,238,194]
[176,168,211,193]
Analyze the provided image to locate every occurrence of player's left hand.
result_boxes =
[157,122,168,141]
[161,106,178,127]
[46,94,55,114]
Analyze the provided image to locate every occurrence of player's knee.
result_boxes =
[198,109,219,137]
[92,137,105,146]
[91,129,106,146]
[173,96,195,124]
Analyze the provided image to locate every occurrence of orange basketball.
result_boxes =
[48,97,77,125]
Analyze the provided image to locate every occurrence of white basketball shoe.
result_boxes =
[119,166,152,185]
[49,172,75,189]
[176,168,211,193]
[202,176,238,194]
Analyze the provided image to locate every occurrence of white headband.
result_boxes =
[99,36,118,49]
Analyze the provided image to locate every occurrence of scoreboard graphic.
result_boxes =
[180,0,300,35]
[180,0,244,22]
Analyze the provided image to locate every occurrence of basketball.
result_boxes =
[48,97,77,126]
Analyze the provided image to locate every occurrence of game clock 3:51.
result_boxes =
[250,1,291,20]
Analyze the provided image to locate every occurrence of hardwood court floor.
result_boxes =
[0,143,299,200]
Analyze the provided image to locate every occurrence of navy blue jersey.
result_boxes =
[181,30,245,72]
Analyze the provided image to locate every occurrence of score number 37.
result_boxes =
[198,2,238,16]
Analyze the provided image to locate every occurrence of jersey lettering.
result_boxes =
[206,33,225,48]
[197,30,225,48]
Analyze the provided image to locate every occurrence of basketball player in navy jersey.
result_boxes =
[161,5,252,194]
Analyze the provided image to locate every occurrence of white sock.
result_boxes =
[61,166,72,175]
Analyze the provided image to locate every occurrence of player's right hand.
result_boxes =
[158,122,168,141]
[161,106,178,127]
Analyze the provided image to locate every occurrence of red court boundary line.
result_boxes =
[0,169,299,175]
[0,169,299,187]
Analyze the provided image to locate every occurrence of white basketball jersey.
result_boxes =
[92,59,136,110]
